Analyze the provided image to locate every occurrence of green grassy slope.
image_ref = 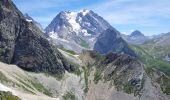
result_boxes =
[130,45,170,76]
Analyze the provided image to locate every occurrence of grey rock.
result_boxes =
[0,0,73,76]
[94,28,137,57]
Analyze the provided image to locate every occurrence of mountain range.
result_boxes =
[0,0,170,100]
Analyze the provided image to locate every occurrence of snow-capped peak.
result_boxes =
[58,9,90,35]
[46,9,111,37]
[64,11,81,33]
[79,9,90,16]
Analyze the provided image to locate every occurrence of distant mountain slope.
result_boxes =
[122,30,149,44]
[94,28,136,57]
[130,30,145,37]
[0,0,74,77]
[140,32,170,62]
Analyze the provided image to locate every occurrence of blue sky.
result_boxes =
[13,0,170,36]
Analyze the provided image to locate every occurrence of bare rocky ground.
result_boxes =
[86,69,138,100]
[86,69,170,100]
[0,62,59,100]
[0,49,85,100]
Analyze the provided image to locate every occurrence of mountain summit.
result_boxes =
[45,10,136,57]
[122,30,149,44]
[45,9,112,52]
[130,30,145,37]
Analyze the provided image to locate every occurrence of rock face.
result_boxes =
[0,0,73,76]
[45,10,113,52]
[94,28,137,57]
[152,32,170,46]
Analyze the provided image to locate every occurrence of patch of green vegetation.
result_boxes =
[14,76,34,91]
[141,43,170,59]
[62,91,77,100]
[0,72,41,95]
[67,60,81,76]
[53,73,64,81]
[93,69,102,84]
[130,45,170,77]
[82,66,89,93]
[0,48,4,54]
[110,74,144,95]
[80,41,90,49]
[130,45,170,94]
[60,48,76,55]
[13,73,36,94]
[19,81,35,94]
[20,84,35,94]
[30,80,53,97]
[0,91,21,100]
[123,83,134,94]
[112,79,123,91]
[90,51,105,62]
[0,72,11,83]
[156,74,170,95]
[138,78,145,92]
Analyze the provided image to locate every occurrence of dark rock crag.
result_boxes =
[0,0,73,76]
[94,28,137,57]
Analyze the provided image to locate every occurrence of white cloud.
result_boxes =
[86,0,170,26]
[130,29,134,32]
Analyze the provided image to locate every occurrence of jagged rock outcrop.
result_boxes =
[94,28,137,57]
[0,0,73,76]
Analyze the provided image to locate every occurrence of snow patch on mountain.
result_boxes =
[48,31,58,39]
[79,9,90,16]
[82,29,91,36]
[65,11,81,33]
[26,19,33,22]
